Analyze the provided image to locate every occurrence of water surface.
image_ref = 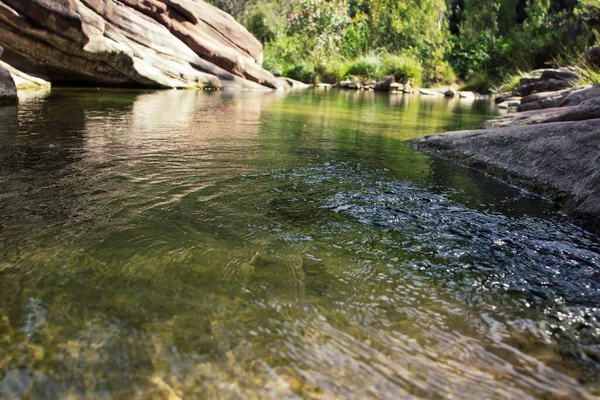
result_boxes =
[0,89,599,399]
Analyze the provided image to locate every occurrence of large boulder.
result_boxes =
[485,95,600,128]
[561,85,600,107]
[518,86,590,112]
[0,0,285,90]
[409,120,600,233]
[0,61,17,105]
[506,68,578,98]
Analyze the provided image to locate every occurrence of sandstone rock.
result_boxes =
[0,61,17,105]
[315,83,331,89]
[561,85,600,107]
[419,89,443,96]
[279,77,310,90]
[0,0,285,90]
[409,120,600,233]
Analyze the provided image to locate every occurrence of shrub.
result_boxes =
[381,53,424,86]
[283,63,317,83]
[497,70,528,93]
[459,71,496,94]
[427,60,457,86]
[345,53,383,79]
[245,11,276,44]
[317,58,350,83]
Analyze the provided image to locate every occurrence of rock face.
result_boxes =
[560,85,600,107]
[409,120,600,233]
[518,86,589,112]
[0,61,17,105]
[0,0,285,89]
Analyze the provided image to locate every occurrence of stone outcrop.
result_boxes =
[560,85,600,107]
[485,95,600,128]
[409,120,600,233]
[0,0,285,90]
[517,86,590,112]
[495,68,580,108]
[0,60,17,104]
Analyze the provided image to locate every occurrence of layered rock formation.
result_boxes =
[409,120,600,233]
[0,0,285,90]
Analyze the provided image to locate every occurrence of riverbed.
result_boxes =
[0,89,599,399]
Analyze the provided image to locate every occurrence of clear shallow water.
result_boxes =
[0,89,599,399]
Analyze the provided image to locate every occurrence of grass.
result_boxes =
[497,70,529,93]
[381,53,423,86]
[459,71,496,94]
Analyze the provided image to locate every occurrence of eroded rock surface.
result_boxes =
[0,61,17,105]
[409,120,600,233]
[0,0,284,89]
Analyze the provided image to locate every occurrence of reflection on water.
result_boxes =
[0,89,598,399]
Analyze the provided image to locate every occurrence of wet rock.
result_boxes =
[314,83,331,90]
[374,76,394,91]
[444,88,457,97]
[0,61,17,105]
[0,0,284,89]
[279,77,310,90]
[484,96,600,128]
[409,119,600,233]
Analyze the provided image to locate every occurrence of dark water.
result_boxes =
[0,89,599,399]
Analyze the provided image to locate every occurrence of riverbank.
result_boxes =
[409,87,600,233]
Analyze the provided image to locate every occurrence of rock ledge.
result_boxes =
[409,120,600,233]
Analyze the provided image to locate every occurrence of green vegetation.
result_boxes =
[210,0,600,90]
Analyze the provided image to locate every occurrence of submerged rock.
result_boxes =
[409,120,600,233]
[0,0,285,90]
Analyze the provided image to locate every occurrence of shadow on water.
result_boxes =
[0,89,598,399]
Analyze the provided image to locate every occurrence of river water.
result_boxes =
[0,89,599,399]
